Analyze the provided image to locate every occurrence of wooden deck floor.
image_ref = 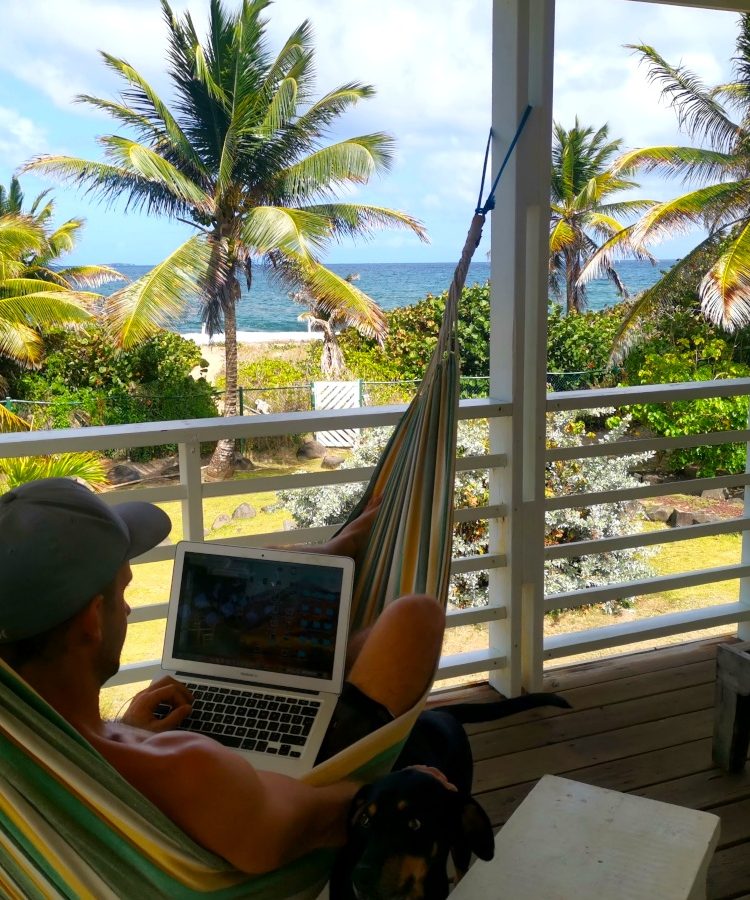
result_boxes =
[431,635,750,900]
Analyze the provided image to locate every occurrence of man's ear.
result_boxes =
[76,595,104,643]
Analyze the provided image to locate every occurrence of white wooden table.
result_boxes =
[452,775,720,900]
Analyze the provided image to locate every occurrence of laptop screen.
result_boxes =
[169,549,346,681]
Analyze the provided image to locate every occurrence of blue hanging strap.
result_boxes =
[476,104,533,216]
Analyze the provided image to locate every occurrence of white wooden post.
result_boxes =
[179,440,204,541]
[739,407,750,640]
[489,0,555,695]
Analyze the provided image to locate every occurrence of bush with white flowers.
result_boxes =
[279,411,652,612]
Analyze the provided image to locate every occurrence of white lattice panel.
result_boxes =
[313,381,361,447]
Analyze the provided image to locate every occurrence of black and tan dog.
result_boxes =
[329,692,570,900]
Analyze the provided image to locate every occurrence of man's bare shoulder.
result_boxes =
[93,723,261,798]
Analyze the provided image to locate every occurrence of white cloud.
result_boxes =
[0,107,47,166]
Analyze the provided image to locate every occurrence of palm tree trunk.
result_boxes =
[206,282,240,480]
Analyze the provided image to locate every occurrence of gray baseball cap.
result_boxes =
[0,477,172,643]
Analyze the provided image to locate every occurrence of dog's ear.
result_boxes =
[457,796,495,861]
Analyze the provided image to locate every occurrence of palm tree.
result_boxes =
[293,273,370,377]
[602,16,750,347]
[23,0,426,478]
[549,119,657,314]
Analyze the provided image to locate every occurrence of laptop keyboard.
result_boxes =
[154,682,322,759]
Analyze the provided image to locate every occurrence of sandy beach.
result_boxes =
[186,330,322,383]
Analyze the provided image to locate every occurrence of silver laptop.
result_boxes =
[160,541,354,776]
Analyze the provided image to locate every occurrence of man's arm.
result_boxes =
[114,730,358,874]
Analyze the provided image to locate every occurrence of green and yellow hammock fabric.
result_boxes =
[0,211,487,900]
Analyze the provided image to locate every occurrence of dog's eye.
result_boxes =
[408,818,421,831]
[358,812,371,828]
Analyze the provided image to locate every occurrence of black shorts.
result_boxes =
[315,682,393,764]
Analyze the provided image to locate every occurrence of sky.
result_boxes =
[0,0,742,265]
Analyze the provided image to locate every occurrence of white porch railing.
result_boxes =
[536,378,750,676]
[2,378,749,693]
[0,397,509,690]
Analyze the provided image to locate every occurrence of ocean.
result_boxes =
[97,259,676,336]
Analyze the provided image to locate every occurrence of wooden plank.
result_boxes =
[473,709,713,793]
[469,682,715,760]
[708,844,750,899]
[634,767,750,811]
[477,738,716,827]
[465,659,715,736]
[542,635,727,692]
[710,797,750,848]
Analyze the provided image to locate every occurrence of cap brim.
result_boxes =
[114,502,172,560]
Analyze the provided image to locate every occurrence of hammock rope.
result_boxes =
[0,110,533,898]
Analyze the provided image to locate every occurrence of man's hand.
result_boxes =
[121,676,193,732]
[406,764,458,792]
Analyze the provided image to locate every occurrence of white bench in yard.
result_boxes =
[453,775,720,899]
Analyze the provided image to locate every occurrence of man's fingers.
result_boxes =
[156,703,193,730]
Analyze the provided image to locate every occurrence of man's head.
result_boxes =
[0,477,171,651]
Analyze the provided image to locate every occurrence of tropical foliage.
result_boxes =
[549,119,657,314]
[600,15,750,346]
[339,282,491,397]
[16,325,216,458]
[0,178,120,430]
[0,453,107,490]
[23,0,425,477]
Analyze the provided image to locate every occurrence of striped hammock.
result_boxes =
[0,211,487,899]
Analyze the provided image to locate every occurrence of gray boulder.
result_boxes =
[321,452,346,470]
[108,463,142,485]
[212,513,232,530]
[232,503,256,520]
[297,439,327,460]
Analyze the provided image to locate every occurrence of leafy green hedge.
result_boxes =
[15,326,218,459]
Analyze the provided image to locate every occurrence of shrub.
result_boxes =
[338,283,491,397]
[546,302,624,387]
[279,411,652,612]
[544,410,653,608]
[16,325,218,459]
[620,335,750,476]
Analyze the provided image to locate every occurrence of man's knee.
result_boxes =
[387,594,445,637]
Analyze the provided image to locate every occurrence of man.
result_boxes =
[0,477,445,874]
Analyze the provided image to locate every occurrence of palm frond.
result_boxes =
[301,203,428,243]
[549,219,576,254]
[98,137,211,211]
[106,234,212,347]
[0,290,93,326]
[290,83,376,138]
[56,265,126,290]
[0,452,107,488]
[278,135,395,201]
[285,258,387,341]
[21,155,195,219]
[612,145,738,184]
[630,181,750,244]
[579,223,658,284]
[0,318,44,366]
[608,233,724,364]
[699,221,750,330]
[241,206,330,259]
[627,43,740,151]
[0,215,45,261]
[98,51,208,178]
[0,402,29,434]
